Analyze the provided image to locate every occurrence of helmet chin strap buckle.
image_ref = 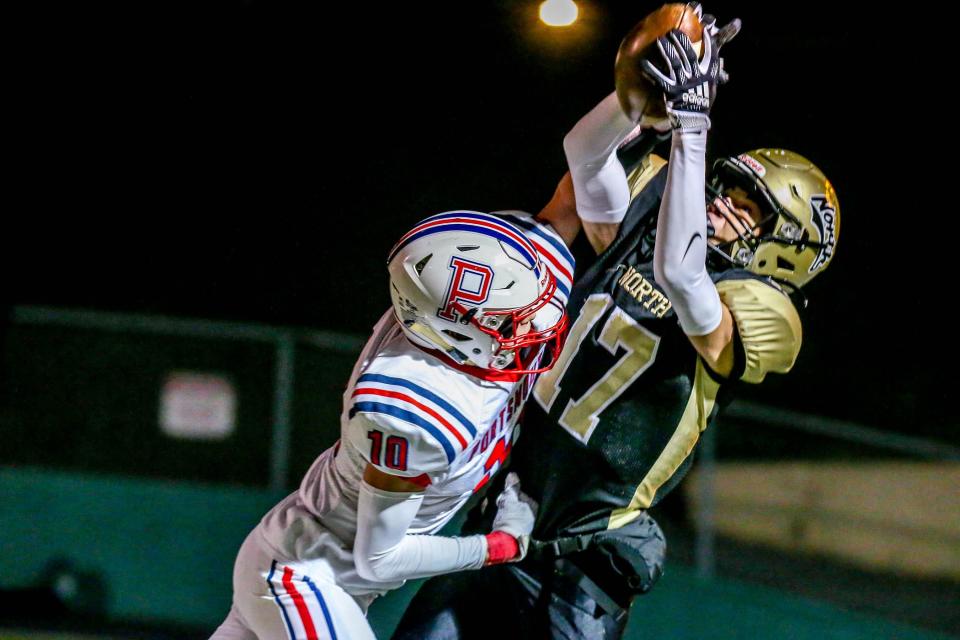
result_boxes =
[780,221,801,241]
[492,351,515,370]
[734,246,753,265]
[479,313,501,330]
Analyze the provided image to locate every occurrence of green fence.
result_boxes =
[1,307,954,638]
[0,467,281,626]
[1,467,952,639]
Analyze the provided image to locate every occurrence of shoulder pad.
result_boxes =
[626,154,667,200]
[716,278,802,384]
[345,371,477,475]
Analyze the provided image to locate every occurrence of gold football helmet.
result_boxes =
[706,149,840,288]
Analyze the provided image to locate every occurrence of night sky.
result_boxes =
[7,2,954,440]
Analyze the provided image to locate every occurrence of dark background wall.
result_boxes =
[6,1,953,442]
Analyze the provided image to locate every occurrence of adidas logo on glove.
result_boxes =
[681,88,709,107]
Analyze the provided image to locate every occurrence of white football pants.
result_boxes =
[210,529,376,640]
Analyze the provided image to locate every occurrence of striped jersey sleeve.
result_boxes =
[493,210,575,306]
[345,372,477,476]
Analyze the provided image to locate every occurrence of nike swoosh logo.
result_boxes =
[682,233,702,261]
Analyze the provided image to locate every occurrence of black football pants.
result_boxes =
[391,559,627,640]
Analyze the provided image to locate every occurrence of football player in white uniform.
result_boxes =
[211,201,578,639]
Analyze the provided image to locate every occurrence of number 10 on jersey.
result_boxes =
[367,429,409,471]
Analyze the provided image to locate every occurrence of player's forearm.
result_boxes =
[358,532,487,583]
[563,92,636,225]
[535,172,581,248]
[653,130,722,336]
[354,482,486,583]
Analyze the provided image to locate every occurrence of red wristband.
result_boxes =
[484,531,520,565]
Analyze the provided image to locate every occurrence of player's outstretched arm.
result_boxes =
[535,172,580,248]
[354,464,486,583]
[354,465,535,582]
[562,92,638,254]
[648,25,740,376]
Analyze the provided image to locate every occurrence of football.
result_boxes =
[614,3,704,123]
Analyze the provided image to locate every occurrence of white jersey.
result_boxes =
[254,213,574,597]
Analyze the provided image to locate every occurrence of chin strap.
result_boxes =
[410,343,528,383]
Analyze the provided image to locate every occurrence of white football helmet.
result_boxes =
[387,211,568,376]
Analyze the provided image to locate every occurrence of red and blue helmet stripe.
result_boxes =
[388,211,541,278]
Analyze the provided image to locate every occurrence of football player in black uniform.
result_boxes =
[393,11,839,640]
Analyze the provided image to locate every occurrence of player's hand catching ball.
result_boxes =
[641,15,741,131]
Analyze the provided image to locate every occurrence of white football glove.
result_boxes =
[490,472,538,562]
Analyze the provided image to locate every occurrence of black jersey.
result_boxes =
[512,153,803,541]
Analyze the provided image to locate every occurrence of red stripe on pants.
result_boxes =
[281,566,319,640]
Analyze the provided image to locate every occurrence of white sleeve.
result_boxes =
[653,130,723,336]
[353,481,487,583]
[562,92,638,224]
[344,411,450,479]
[346,370,477,478]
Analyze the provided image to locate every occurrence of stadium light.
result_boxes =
[539,0,578,27]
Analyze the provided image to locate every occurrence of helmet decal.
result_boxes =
[389,211,540,276]
[808,194,837,273]
[734,153,766,178]
[438,257,494,322]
